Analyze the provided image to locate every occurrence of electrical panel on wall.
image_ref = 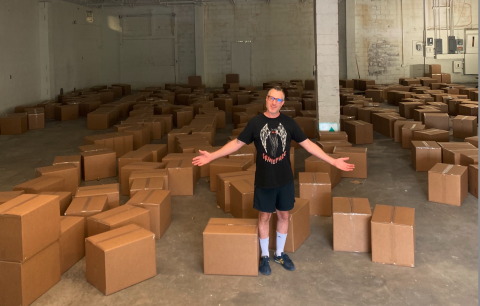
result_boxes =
[452,61,463,73]
[424,46,435,58]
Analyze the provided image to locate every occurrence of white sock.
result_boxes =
[276,231,287,257]
[260,237,269,257]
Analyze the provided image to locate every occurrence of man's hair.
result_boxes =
[268,86,285,99]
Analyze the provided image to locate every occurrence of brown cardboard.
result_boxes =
[233,112,255,129]
[0,194,60,262]
[468,164,478,198]
[344,120,373,144]
[318,131,348,141]
[442,147,478,164]
[120,162,164,196]
[423,113,449,131]
[0,114,28,135]
[124,125,151,149]
[294,117,317,138]
[55,104,79,121]
[299,172,331,216]
[412,128,449,142]
[458,103,478,116]
[401,123,425,148]
[393,120,419,143]
[209,159,253,191]
[87,204,150,237]
[35,164,79,194]
[332,197,371,252]
[371,205,415,267]
[80,149,117,181]
[428,163,468,206]
[214,98,233,112]
[342,104,363,119]
[268,198,310,252]
[465,136,478,147]
[130,177,165,197]
[332,147,367,178]
[118,150,154,179]
[137,144,168,163]
[203,218,259,276]
[53,155,82,181]
[230,179,257,219]
[13,176,65,194]
[126,190,171,239]
[413,108,441,122]
[26,108,45,129]
[399,102,423,119]
[316,140,352,153]
[411,141,442,171]
[216,172,255,213]
[40,191,72,215]
[0,190,25,204]
[59,216,85,274]
[85,224,156,295]
[129,169,168,190]
[75,184,119,210]
[84,132,134,158]
[226,74,240,84]
[429,64,441,74]
[0,241,61,306]
[166,159,198,195]
[229,146,256,164]
[459,153,478,167]
[304,154,341,188]
[65,195,108,219]
[453,116,477,138]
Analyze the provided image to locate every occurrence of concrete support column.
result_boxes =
[314,0,340,128]
[39,1,54,100]
[194,5,205,83]
[345,0,357,79]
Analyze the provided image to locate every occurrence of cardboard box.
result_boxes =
[305,154,341,188]
[136,144,168,163]
[318,131,348,141]
[59,216,85,274]
[26,108,45,129]
[126,190,171,239]
[35,164,79,194]
[459,153,478,167]
[130,177,165,197]
[40,191,72,215]
[342,104,363,119]
[399,102,422,119]
[411,141,442,171]
[294,117,317,138]
[429,64,441,74]
[316,140,352,153]
[87,204,150,237]
[268,198,310,252]
[468,164,478,198]
[124,125,151,150]
[214,98,233,113]
[230,178,257,219]
[0,114,28,135]
[333,197,371,252]
[299,172,331,216]
[229,146,256,164]
[371,204,415,267]
[118,150,155,179]
[458,104,478,116]
[412,128,449,142]
[120,162,164,196]
[344,120,373,144]
[85,224,156,295]
[441,147,478,164]
[393,120,419,143]
[465,136,478,147]
[129,169,168,190]
[75,184,119,210]
[423,113,449,131]
[0,241,61,306]
[226,74,240,84]
[79,149,116,181]
[401,122,425,149]
[53,155,82,182]
[233,112,255,129]
[0,194,60,262]
[65,195,108,219]
[84,132,134,158]
[428,163,468,206]
[441,73,451,83]
[203,218,259,276]
[209,159,253,191]
[166,159,198,195]
[413,108,441,122]
[13,176,65,194]
[55,104,79,121]
[453,116,477,138]
[332,147,367,179]
[216,172,255,213]
[0,190,24,204]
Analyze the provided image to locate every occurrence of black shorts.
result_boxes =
[253,181,295,213]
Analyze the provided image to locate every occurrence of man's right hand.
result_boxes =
[192,150,213,166]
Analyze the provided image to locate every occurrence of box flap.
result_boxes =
[371,204,394,223]
[0,194,58,216]
[67,195,108,214]
[130,169,168,180]
[411,141,441,149]
[299,172,330,185]
[36,163,77,174]
[60,216,85,233]
[86,224,154,251]
[393,206,415,227]
[76,183,119,195]
[429,163,467,176]
[80,149,116,158]
[127,190,170,205]
[352,198,372,215]
[332,197,352,214]
[90,205,147,224]
[204,218,258,235]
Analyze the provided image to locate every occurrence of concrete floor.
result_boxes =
[0,109,478,306]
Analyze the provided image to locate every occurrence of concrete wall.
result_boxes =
[354,0,478,84]
[204,0,316,88]
[0,0,41,115]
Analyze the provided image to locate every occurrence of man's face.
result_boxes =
[265,90,285,115]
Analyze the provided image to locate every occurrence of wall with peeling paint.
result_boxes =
[354,0,478,84]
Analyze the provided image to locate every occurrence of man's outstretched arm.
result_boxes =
[299,139,355,172]
[192,139,246,166]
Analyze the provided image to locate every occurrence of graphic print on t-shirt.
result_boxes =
[260,123,287,164]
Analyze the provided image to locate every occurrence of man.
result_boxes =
[193,86,354,275]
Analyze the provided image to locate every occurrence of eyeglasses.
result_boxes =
[267,95,284,103]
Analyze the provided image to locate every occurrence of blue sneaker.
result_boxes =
[274,253,295,271]
[259,256,271,275]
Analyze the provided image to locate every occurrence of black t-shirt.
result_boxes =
[237,113,308,188]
